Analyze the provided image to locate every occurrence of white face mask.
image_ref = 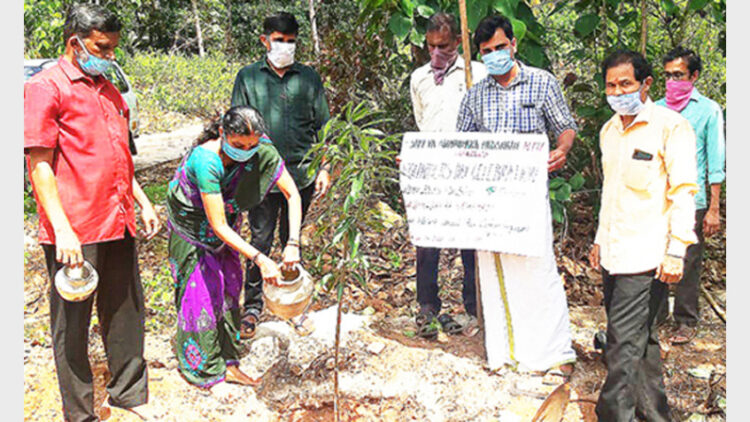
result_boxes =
[267,41,296,68]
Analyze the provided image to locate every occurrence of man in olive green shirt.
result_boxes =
[231,11,331,337]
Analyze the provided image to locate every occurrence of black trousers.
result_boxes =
[243,184,316,317]
[595,268,671,422]
[416,247,477,317]
[43,232,147,422]
[657,208,707,327]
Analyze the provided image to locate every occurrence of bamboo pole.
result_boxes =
[458,0,474,89]
[458,0,483,351]
[639,0,647,55]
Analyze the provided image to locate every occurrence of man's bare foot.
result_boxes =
[225,365,262,386]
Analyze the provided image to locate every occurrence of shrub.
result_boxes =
[122,51,245,133]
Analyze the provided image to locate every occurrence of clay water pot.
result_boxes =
[55,261,98,302]
[263,263,313,320]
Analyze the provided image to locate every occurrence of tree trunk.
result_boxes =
[308,0,321,55]
[639,0,647,55]
[225,0,233,55]
[191,0,205,57]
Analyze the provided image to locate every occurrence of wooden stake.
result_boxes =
[458,0,474,89]
[639,0,647,56]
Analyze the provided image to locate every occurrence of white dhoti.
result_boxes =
[478,204,576,372]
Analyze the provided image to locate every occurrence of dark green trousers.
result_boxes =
[43,232,148,422]
[596,268,671,422]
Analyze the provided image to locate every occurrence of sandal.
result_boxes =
[415,311,439,340]
[438,313,463,335]
[669,324,697,345]
[288,313,315,337]
[463,315,480,337]
[239,313,258,340]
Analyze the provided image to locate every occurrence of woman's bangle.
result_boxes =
[287,239,300,248]
[251,252,261,264]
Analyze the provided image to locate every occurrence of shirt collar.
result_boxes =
[689,87,703,102]
[58,56,93,82]
[260,59,302,76]
[426,57,464,75]
[486,60,529,89]
[616,98,655,131]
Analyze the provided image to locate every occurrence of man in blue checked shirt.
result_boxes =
[456,14,577,375]
[654,47,726,346]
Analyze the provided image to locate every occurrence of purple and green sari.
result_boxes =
[165,138,283,387]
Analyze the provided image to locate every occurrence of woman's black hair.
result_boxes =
[195,106,268,145]
[473,15,514,51]
[601,49,653,82]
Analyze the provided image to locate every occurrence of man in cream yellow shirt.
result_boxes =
[589,50,697,422]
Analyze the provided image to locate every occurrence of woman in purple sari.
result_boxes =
[166,106,302,388]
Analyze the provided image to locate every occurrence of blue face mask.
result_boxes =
[606,84,647,116]
[222,133,259,162]
[74,35,113,76]
[482,48,515,76]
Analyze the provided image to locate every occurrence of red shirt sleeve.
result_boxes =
[24,81,61,153]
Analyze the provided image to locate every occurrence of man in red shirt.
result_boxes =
[25,5,159,421]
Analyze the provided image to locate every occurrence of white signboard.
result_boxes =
[399,132,549,257]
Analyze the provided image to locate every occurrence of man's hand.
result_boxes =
[703,208,720,238]
[314,169,331,197]
[55,227,83,267]
[548,147,568,172]
[282,245,300,270]
[588,244,600,271]
[655,255,684,284]
[139,205,161,241]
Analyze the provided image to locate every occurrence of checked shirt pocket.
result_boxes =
[517,103,544,133]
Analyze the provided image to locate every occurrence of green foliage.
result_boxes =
[143,183,169,205]
[121,51,243,133]
[24,190,37,218]
[142,261,177,332]
[305,101,400,294]
[359,0,552,68]
[549,172,584,223]
[24,0,68,58]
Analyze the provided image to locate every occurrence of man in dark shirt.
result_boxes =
[231,11,330,337]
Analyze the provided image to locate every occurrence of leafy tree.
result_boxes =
[359,0,553,69]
